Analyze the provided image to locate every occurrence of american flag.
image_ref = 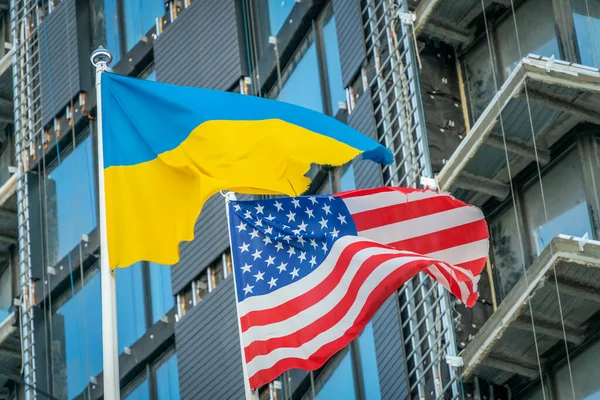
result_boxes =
[228,186,488,389]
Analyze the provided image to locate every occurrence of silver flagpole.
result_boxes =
[91,46,121,400]
[223,191,260,400]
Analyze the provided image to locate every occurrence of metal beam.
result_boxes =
[0,347,20,359]
[486,132,551,165]
[0,312,15,346]
[0,174,16,208]
[557,279,600,304]
[422,19,474,45]
[0,47,11,78]
[512,316,585,345]
[482,354,539,379]
[453,172,510,200]
[523,86,600,126]
[437,60,527,192]
[414,0,442,36]
[0,208,16,219]
[0,232,16,245]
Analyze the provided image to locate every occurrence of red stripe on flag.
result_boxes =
[387,219,489,256]
[351,196,466,232]
[246,259,436,389]
[335,186,422,199]
[239,241,408,332]
[243,254,433,362]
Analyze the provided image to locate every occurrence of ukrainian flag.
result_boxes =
[101,73,392,268]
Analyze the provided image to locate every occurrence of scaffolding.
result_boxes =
[358,0,460,398]
[10,0,41,397]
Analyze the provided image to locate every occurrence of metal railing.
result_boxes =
[359,1,460,398]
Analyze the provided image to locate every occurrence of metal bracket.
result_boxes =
[47,266,56,276]
[578,232,589,252]
[398,11,415,25]
[445,355,464,368]
[90,376,98,385]
[268,36,277,45]
[81,234,89,244]
[160,315,169,324]
[123,347,132,355]
[8,166,16,174]
[420,176,438,190]
[545,54,555,73]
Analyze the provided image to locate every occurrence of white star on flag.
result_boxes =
[250,229,260,239]
[239,242,250,253]
[255,204,264,214]
[236,222,247,232]
[287,211,296,222]
[243,284,254,294]
[337,213,347,225]
[298,251,307,262]
[319,217,328,229]
[241,263,252,273]
[252,249,262,260]
[290,267,300,279]
[265,255,276,266]
[268,277,278,288]
[291,199,301,208]
[305,207,315,219]
[254,271,265,282]
[277,262,287,273]
[274,201,283,212]
[322,204,332,215]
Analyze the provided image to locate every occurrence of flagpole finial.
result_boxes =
[91,46,112,67]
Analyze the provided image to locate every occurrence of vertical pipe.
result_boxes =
[91,46,120,400]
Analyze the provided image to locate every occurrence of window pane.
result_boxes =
[322,12,345,115]
[554,339,600,399]
[104,0,121,65]
[464,40,496,120]
[494,0,559,80]
[149,262,174,323]
[489,205,525,299]
[123,0,164,52]
[358,323,382,400]
[116,262,146,352]
[523,150,592,256]
[211,258,224,289]
[0,264,11,320]
[46,134,97,267]
[196,272,209,301]
[573,0,600,67]
[124,378,150,400]
[313,348,357,400]
[276,40,324,113]
[156,353,180,400]
[52,271,103,399]
[340,164,356,191]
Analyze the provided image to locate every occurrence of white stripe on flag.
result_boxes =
[245,254,434,377]
[427,239,489,268]
[358,206,483,244]
[242,245,425,345]
[341,189,439,214]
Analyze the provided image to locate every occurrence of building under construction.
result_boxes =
[1,0,600,399]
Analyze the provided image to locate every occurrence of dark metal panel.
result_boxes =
[332,0,366,88]
[39,0,92,127]
[171,194,229,295]
[349,93,383,188]
[154,0,243,90]
[175,277,244,400]
[371,295,409,400]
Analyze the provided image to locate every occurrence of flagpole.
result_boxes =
[223,191,260,400]
[91,46,120,400]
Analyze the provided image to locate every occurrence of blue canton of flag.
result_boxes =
[228,195,358,301]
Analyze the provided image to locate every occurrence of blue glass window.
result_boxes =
[322,12,345,115]
[314,348,357,399]
[494,0,559,80]
[268,0,295,36]
[523,150,592,256]
[124,378,150,400]
[145,70,156,82]
[340,164,356,192]
[276,40,324,113]
[156,353,180,400]
[46,134,97,268]
[104,0,121,65]
[149,262,175,323]
[358,323,382,400]
[573,0,600,68]
[116,262,147,353]
[53,271,103,399]
[123,0,164,52]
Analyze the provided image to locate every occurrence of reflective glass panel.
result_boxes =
[196,272,209,302]
[46,134,97,267]
[211,258,224,290]
[523,150,592,256]
[0,265,11,320]
[340,164,356,191]
[116,262,146,352]
[104,0,121,65]
[52,271,103,399]
[358,323,382,399]
[156,353,180,400]
[123,0,164,52]
[124,378,150,400]
[276,39,324,113]
[321,11,345,114]
[554,339,600,399]
[494,0,560,80]
[573,0,600,68]
[313,348,357,400]
[149,262,174,323]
